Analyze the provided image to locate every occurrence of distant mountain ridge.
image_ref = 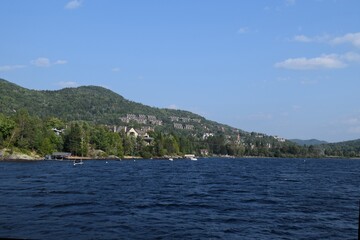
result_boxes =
[289,139,328,146]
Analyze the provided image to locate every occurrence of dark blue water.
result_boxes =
[0,158,359,239]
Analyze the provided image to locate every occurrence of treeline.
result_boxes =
[1,110,359,159]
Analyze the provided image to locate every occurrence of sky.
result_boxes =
[1,0,359,143]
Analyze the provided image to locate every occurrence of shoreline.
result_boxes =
[1,155,360,162]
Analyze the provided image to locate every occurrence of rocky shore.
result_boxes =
[0,149,43,161]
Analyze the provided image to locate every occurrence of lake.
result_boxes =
[0,158,359,239]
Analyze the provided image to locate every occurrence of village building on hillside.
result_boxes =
[274,136,286,142]
[125,128,154,145]
[170,116,201,123]
[119,114,162,126]
[174,123,183,129]
[202,133,214,139]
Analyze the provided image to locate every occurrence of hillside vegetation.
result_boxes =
[289,139,328,146]
[0,79,359,159]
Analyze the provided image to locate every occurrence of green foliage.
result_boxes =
[1,79,359,159]
[0,113,15,145]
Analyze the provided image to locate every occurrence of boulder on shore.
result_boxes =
[0,149,42,161]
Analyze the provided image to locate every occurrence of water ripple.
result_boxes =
[0,158,359,239]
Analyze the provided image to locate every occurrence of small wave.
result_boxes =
[51,201,96,209]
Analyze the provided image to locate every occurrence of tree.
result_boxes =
[0,114,15,146]
[64,122,88,156]
[13,109,43,151]
[123,135,136,156]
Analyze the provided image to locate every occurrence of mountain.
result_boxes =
[289,139,328,146]
[320,139,360,158]
[1,79,359,158]
[0,79,244,137]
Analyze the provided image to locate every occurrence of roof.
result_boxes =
[52,152,72,157]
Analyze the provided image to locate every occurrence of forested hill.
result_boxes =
[0,79,192,120]
[289,139,328,146]
[321,139,360,158]
[0,79,242,135]
[1,79,360,158]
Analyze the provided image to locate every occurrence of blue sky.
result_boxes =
[1,0,359,142]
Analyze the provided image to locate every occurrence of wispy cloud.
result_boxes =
[264,0,296,11]
[0,65,26,72]
[237,27,249,34]
[31,57,67,67]
[341,52,360,62]
[275,54,345,70]
[292,34,330,43]
[292,32,360,48]
[65,0,82,10]
[57,81,79,88]
[340,116,360,134]
[31,58,50,67]
[275,52,360,70]
[285,0,296,6]
[332,32,360,48]
[112,67,121,72]
[54,60,67,65]
[168,104,178,110]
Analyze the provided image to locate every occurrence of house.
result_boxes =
[125,128,154,145]
[185,125,194,130]
[127,128,139,138]
[49,152,72,160]
[202,133,214,139]
[174,123,183,129]
[274,136,286,142]
[170,116,179,122]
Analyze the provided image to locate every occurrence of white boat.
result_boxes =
[169,158,174,161]
[184,154,197,161]
[73,160,83,166]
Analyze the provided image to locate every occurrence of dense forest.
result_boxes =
[1,110,359,159]
[0,79,359,159]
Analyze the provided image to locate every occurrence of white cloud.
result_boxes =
[31,57,51,67]
[293,35,312,43]
[292,32,360,48]
[31,57,67,67]
[0,65,26,72]
[65,0,82,10]
[275,54,346,70]
[112,67,121,72]
[285,0,296,6]
[348,126,360,134]
[332,32,360,48]
[57,81,79,88]
[237,27,249,34]
[168,104,178,110]
[343,117,360,125]
[54,60,67,65]
[292,34,330,43]
[292,105,302,111]
[341,52,360,62]
[341,116,360,134]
